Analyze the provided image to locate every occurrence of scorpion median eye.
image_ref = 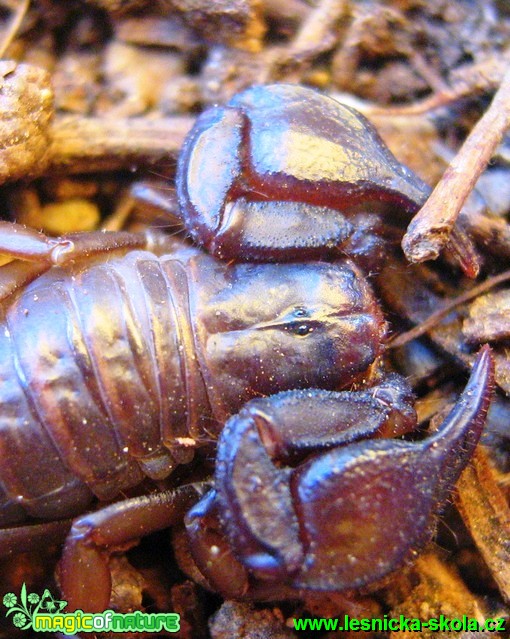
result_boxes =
[287,322,314,336]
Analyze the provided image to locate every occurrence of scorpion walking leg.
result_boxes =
[0,518,72,555]
[0,221,147,300]
[58,484,206,612]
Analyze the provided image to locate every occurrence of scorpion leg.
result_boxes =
[0,221,147,301]
[0,518,72,555]
[58,484,205,612]
[186,347,494,596]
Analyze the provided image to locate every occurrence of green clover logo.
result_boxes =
[2,593,17,608]
[2,583,66,631]
[12,612,27,628]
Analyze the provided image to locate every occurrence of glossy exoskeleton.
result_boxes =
[0,84,494,612]
[0,245,388,523]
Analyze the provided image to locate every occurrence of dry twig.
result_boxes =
[0,0,29,59]
[280,0,350,67]
[387,268,510,349]
[402,63,510,264]
[368,50,510,116]
[49,115,193,174]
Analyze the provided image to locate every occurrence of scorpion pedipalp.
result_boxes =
[185,346,494,596]
[176,83,432,262]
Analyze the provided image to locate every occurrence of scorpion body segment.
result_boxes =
[0,244,386,525]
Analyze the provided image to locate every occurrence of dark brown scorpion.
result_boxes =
[0,84,494,612]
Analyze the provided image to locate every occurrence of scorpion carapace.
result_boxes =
[0,244,385,525]
[0,83,495,614]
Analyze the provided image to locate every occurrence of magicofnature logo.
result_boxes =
[3,583,180,634]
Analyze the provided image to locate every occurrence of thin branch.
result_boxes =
[387,267,510,349]
[49,115,194,174]
[0,0,29,59]
[282,0,350,64]
[401,63,510,264]
[368,50,510,117]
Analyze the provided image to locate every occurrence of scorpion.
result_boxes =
[0,84,494,612]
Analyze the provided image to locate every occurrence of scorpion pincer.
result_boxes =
[0,84,495,611]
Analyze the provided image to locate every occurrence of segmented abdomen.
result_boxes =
[0,250,194,525]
